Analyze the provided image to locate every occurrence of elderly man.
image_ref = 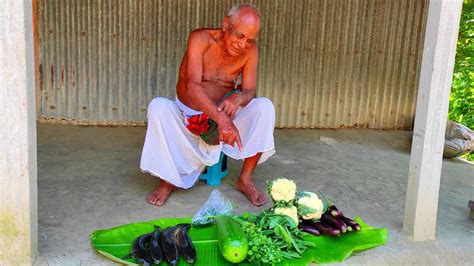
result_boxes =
[140,4,275,207]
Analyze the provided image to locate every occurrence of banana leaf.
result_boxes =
[90,216,387,265]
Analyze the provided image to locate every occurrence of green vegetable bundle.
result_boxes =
[234,211,315,265]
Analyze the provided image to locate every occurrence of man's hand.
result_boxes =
[217,115,243,151]
[217,94,242,119]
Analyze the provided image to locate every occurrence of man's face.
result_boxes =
[222,15,260,56]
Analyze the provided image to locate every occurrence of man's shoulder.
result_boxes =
[188,28,218,44]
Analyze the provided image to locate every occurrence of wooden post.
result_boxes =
[403,0,463,241]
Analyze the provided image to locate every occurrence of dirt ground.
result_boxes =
[33,123,473,265]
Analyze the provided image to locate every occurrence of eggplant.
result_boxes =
[321,213,348,233]
[129,232,153,266]
[175,223,196,264]
[149,225,163,265]
[328,205,344,218]
[298,224,321,236]
[312,222,341,237]
[341,216,361,231]
[160,226,180,266]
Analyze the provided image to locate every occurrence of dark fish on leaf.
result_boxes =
[149,225,163,265]
[175,223,196,264]
[123,232,153,266]
[160,226,180,266]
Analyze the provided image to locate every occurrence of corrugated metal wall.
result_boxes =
[34,0,428,128]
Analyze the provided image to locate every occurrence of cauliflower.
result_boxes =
[274,205,299,226]
[295,191,324,220]
[267,178,297,203]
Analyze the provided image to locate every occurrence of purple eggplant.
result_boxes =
[328,205,344,218]
[341,216,361,231]
[321,213,348,233]
[298,224,321,236]
[312,222,341,237]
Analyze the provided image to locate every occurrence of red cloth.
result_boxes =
[186,114,210,136]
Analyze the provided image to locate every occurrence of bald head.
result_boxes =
[227,4,261,27]
[220,4,261,56]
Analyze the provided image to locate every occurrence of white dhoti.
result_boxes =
[140,97,276,189]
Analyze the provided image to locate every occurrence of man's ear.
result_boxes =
[222,16,231,31]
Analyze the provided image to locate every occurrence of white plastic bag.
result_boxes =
[191,189,234,225]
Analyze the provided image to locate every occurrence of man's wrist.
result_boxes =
[214,111,230,124]
[225,90,242,104]
[219,90,244,106]
[223,89,242,98]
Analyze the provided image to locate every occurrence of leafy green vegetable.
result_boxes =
[234,210,316,264]
[237,218,283,265]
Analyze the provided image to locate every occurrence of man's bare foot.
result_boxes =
[147,181,177,206]
[236,178,268,206]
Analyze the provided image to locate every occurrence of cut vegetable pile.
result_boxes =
[90,177,388,265]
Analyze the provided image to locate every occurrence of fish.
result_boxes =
[160,226,179,266]
[175,223,196,264]
[126,232,153,266]
[149,225,163,265]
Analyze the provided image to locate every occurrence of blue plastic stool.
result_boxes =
[200,152,228,186]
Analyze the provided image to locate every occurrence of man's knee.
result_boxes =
[251,97,275,114]
[147,97,174,120]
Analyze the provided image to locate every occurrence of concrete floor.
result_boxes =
[33,123,473,265]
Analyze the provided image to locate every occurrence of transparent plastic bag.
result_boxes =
[191,189,234,225]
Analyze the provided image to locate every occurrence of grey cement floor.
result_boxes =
[34,123,473,265]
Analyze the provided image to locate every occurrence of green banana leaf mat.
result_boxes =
[90,216,387,265]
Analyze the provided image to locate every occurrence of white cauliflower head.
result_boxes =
[295,191,324,220]
[274,205,299,226]
[267,178,297,203]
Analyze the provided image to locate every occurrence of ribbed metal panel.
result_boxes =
[35,0,428,128]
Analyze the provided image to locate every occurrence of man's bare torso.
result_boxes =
[176,29,250,111]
